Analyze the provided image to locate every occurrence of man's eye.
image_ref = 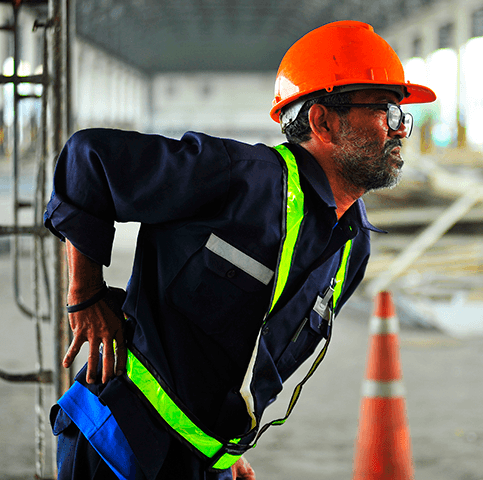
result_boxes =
[370,106,386,113]
[366,104,384,111]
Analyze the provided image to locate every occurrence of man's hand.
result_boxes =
[64,297,126,384]
[64,240,127,384]
[231,457,255,480]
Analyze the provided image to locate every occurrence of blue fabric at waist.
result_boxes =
[58,380,137,480]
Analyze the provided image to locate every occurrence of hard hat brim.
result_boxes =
[401,83,437,105]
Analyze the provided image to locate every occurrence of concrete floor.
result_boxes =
[0,228,482,479]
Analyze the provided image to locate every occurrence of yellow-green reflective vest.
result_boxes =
[125,145,353,471]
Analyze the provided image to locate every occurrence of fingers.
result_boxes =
[71,336,123,385]
[99,332,127,383]
[100,330,126,383]
[63,336,84,369]
[102,337,115,384]
[64,300,126,384]
[231,457,256,480]
[86,339,101,384]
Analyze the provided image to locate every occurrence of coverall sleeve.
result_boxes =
[44,128,231,266]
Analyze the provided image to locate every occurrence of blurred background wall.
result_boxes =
[1,0,483,151]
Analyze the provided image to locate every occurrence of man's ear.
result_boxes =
[307,104,336,144]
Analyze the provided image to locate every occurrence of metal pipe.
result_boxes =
[0,1,66,477]
[65,0,73,135]
[0,73,46,84]
[49,0,71,403]
[11,0,22,326]
[37,25,52,316]
[34,235,46,479]
[0,369,53,383]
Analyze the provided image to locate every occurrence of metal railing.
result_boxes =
[0,0,71,478]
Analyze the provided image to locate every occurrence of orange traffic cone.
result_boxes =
[352,291,414,480]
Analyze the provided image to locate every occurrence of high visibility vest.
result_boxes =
[125,144,353,472]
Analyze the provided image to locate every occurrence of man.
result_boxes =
[45,20,435,480]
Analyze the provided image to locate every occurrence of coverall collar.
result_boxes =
[287,143,386,234]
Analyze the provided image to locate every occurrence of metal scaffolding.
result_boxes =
[0,0,72,478]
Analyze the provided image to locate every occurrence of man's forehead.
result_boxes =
[351,88,401,103]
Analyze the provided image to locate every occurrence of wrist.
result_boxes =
[67,282,109,313]
[66,239,105,304]
[68,281,106,305]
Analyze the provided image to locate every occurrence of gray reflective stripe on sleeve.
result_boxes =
[369,316,400,335]
[206,233,274,285]
[361,380,406,398]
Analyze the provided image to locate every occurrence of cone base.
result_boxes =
[353,398,414,480]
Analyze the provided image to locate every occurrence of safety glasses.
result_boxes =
[334,103,413,138]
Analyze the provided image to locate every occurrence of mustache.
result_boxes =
[383,138,402,156]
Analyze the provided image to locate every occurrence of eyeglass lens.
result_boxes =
[388,104,413,138]
[402,114,413,138]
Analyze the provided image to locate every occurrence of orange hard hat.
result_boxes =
[270,20,436,124]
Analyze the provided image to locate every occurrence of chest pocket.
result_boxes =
[166,233,274,335]
[276,290,332,381]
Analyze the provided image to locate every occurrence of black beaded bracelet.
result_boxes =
[66,283,109,313]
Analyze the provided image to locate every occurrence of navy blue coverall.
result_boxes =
[44,128,381,479]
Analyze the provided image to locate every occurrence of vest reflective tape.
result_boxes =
[268,144,305,313]
[126,348,244,470]
[58,381,137,480]
[239,144,306,429]
[333,238,353,309]
[124,144,354,472]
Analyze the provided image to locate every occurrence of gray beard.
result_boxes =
[333,126,403,194]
